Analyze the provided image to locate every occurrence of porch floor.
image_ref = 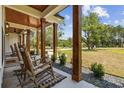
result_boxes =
[2,61,96,88]
[52,68,97,88]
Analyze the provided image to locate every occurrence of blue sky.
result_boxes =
[58,5,124,39]
[58,6,72,39]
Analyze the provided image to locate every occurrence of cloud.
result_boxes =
[113,19,124,27]
[82,6,110,18]
[120,19,124,26]
[102,20,111,25]
[68,24,72,28]
[108,20,111,23]
[103,22,108,25]
[65,14,70,20]
[122,19,124,23]
[114,20,119,24]
[92,6,110,18]
[122,11,124,15]
[82,5,91,15]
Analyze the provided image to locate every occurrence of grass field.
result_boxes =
[58,48,124,78]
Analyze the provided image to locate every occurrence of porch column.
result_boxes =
[26,30,30,52]
[72,5,82,82]
[53,23,58,58]
[37,29,40,54]
[40,18,46,59]
[19,33,21,45]
[22,33,25,46]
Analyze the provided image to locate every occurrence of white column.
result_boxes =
[0,5,4,88]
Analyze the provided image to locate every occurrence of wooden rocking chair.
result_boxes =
[20,46,55,87]
[10,45,16,56]
[14,43,26,79]
[14,43,40,67]
[14,43,43,80]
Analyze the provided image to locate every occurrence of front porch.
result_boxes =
[2,5,124,88]
[1,5,92,88]
[3,61,96,88]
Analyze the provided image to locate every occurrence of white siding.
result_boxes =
[0,5,3,88]
[5,33,19,53]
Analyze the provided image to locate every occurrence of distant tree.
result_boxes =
[58,37,72,48]
[58,20,65,39]
[82,12,124,49]
[82,12,101,50]
[114,25,124,47]
[99,24,113,47]
[45,24,64,48]
[30,32,37,49]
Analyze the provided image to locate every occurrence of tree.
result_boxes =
[82,12,101,50]
[114,25,124,47]
[30,32,37,49]
[99,24,113,47]
[58,38,72,48]
[45,25,64,48]
[45,26,53,47]
[82,12,124,49]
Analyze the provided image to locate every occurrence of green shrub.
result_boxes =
[91,63,105,78]
[59,53,66,66]
[30,50,35,55]
[51,54,57,62]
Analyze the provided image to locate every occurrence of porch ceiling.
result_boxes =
[5,5,67,24]
[5,7,40,28]
[28,5,49,12]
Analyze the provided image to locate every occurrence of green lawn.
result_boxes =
[58,48,124,78]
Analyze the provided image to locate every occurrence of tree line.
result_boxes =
[82,12,124,50]
[42,12,124,50]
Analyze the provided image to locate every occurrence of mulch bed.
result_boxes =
[53,63,124,88]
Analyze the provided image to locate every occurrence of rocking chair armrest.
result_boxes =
[34,61,51,70]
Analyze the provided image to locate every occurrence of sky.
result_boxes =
[58,5,124,39]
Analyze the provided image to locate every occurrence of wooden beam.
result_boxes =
[72,5,82,82]
[40,18,46,59]
[53,23,58,58]
[26,30,30,52]
[5,7,40,28]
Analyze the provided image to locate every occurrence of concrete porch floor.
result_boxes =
[2,62,97,88]
[52,68,97,88]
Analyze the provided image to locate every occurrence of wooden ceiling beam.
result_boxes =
[5,27,23,34]
[5,5,42,18]
[7,22,37,31]
[5,7,40,28]
[40,5,57,17]
[28,5,49,12]
[42,5,67,18]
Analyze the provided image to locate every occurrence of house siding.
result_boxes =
[0,5,4,88]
